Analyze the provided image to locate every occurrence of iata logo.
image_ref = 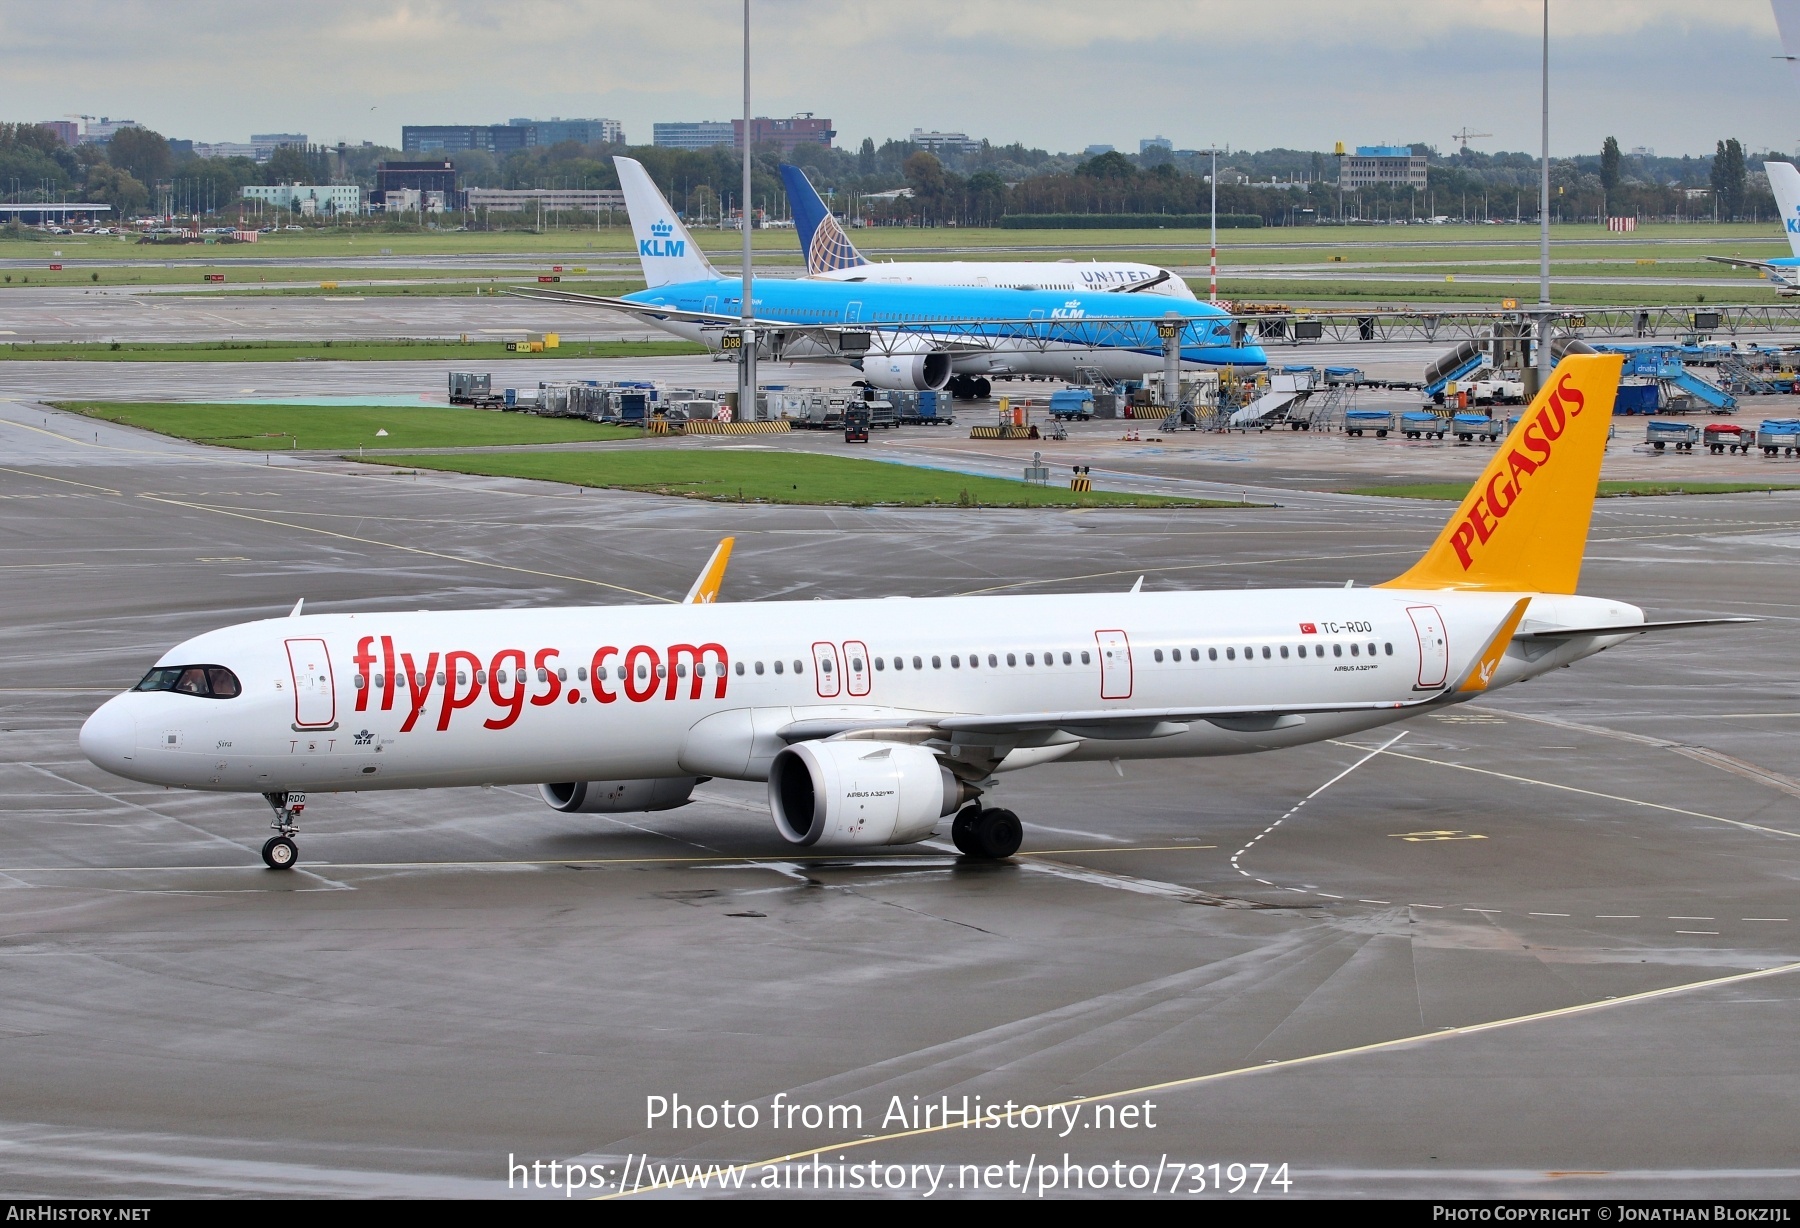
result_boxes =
[1050,299,1086,319]
[1448,371,1588,570]
[641,219,686,259]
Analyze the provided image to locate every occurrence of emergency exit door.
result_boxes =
[1406,606,1450,689]
[1095,629,1133,700]
[285,638,337,728]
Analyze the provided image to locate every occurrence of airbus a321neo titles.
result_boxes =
[81,355,1745,869]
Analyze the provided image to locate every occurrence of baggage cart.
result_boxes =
[1645,420,1698,453]
[1756,418,1800,456]
[1344,408,1393,438]
[1401,410,1445,440]
[1703,422,1753,454]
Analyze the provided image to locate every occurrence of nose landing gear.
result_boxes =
[261,791,304,870]
[950,804,1023,860]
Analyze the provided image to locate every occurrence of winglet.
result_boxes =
[289,598,304,618]
[1454,598,1530,693]
[683,537,735,604]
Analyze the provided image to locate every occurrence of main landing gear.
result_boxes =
[262,790,304,870]
[951,804,1023,860]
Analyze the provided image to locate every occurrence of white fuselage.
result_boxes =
[811,261,1199,301]
[80,588,1637,796]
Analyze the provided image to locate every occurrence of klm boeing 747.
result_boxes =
[516,158,1264,392]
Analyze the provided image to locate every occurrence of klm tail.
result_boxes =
[614,156,721,288]
[1381,354,1624,595]
[1768,161,1800,259]
[779,163,868,275]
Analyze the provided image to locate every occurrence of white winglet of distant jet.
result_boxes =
[1706,159,1800,293]
[80,354,1749,870]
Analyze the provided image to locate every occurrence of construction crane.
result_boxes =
[1452,127,1492,151]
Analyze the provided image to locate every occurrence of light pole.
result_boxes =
[737,0,757,420]
[1535,0,1553,391]
[1198,147,1223,303]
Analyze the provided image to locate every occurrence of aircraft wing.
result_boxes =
[1704,256,1788,275]
[1107,270,1172,294]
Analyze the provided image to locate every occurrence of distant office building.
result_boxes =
[372,160,463,210]
[909,129,980,157]
[1139,135,1173,154]
[508,117,624,146]
[653,121,736,150]
[1342,145,1427,190]
[241,184,362,215]
[38,120,79,146]
[734,114,835,152]
[401,125,532,155]
[194,142,259,160]
[1084,144,1115,156]
[251,133,308,160]
[466,188,625,213]
[81,117,140,144]
[1631,145,1655,158]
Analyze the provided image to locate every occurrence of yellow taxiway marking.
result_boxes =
[134,494,672,602]
[599,958,1800,1199]
[1339,742,1800,841]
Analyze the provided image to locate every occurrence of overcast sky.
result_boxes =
[3,1,1795,159]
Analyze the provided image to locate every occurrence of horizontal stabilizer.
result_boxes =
[1514,616,1757,641]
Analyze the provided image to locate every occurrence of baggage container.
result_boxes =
[1344,409,1393,438]
[1451,413,1501,442]
[1645,420,1698,452]
[1049,388,1095,421]
[1400,410,1445,440]
[1756,418,1800,456]
[1703,422,1753,454]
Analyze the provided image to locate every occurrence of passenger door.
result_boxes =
[1095,629,1133,700]
[842,640,871,697]
[812,641,842,699]
[844,301,862,323]
[285,638,337,728]
[1406,606,1450,689]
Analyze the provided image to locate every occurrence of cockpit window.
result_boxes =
[135,665,242,699]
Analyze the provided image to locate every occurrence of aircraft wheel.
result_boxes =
[262,835,298,871]
[972,808,1023,859]
[951,804,982,856]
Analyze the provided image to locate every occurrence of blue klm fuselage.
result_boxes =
[621,277,1267,370]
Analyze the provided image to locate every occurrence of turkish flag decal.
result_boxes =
[1299,623,1317,634]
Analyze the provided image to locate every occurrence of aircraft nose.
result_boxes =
[79,697,136,774]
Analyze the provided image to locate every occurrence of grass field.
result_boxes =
[212,279,642,298]
[55,401,639,449]
[1342,480,1798,500]
[8,339,703,362]
[372,449,1231,508]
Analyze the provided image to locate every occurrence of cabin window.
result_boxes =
[456,671,467,685]
[558,668,568,682]
[616,666,627,680]
[736,662,746,676]
[374,673,384,689]
[1384,643,1394,656]
[1280,645,1290,659]
[577,667,587,681]
[1226,648,1235,661]
[495,670,507,684]
[1369,644,1379,657]
[435,672,445,686]
[1208,648,1218,661]
[1188,648,1199,662]
[1080,651,1091,665]
[1262,646,1271,659]
[1006,653,1016,667]
[850,657,863,672]
[353,675,365,690]
[1350,644,1359,657]
[1024,653,1035,666]
[988,654,999,668]
[473,670,485,686]
[874,657,885,671]
[915,656,925,670]
[950,655,960,668]
[1153,649,1164,663]
[537,668,548,682]
[794,661,805,674]
[637,664,648,679]
[1333,644,1343,658]
[677,664,688,677]
[821,658,833,674]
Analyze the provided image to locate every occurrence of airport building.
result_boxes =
[910,129,980,157]
[239,184,362,215]
[466,187,624,213]
[1139,135,1174,155]
[402,125,533,155]
[735,115,835,152]
[652,121,735,150]
[1341,145,1428,190]
[79,117,140,144]
[370,160,462,211]
[511,117,624,146]
[38,120,79,146]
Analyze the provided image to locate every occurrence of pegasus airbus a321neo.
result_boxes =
[81,354,1743,869]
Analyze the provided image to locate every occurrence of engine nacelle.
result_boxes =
[769,740,968,848]
[539,777,699,814]
[859,351,952,391]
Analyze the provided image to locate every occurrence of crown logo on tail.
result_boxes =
[650,219,674,238]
